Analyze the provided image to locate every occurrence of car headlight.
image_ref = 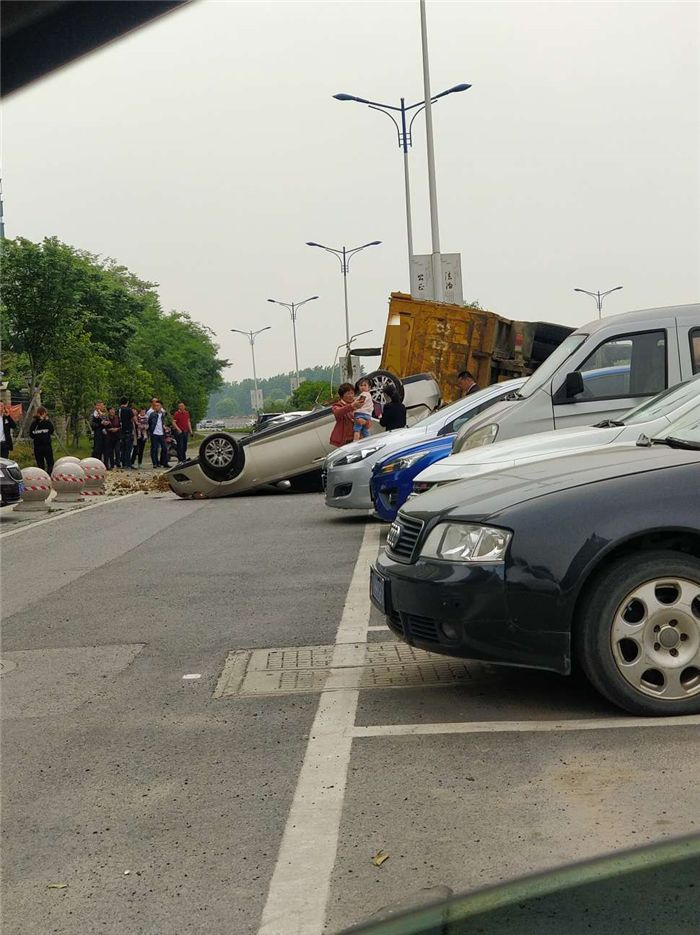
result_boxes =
[420,522,512,563]
[378,452,428,474]
[333,445,384,466]
[456,423,498,452]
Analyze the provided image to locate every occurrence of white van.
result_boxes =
[454,304,700,451]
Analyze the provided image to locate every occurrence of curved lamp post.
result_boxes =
[231,326,271,412]
[574,286,623,319]
[267,296,318,388]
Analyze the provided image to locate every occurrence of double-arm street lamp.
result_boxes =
[306,241,381,370]
[267,296,318,388]
[574,286,623,320]
[333,82,470,290]
[231,326,271,412]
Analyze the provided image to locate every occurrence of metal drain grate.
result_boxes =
[214,642,473,698]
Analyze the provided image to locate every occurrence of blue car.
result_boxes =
[370,434,455,522]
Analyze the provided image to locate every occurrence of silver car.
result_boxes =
[323,378,526,511]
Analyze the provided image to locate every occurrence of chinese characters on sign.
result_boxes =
[410,254,464,305]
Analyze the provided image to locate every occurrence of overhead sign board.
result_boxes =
[410,254,464,305]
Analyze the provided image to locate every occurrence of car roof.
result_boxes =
[575,303,699,337]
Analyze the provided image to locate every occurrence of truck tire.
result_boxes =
[366,370,405,405]
[198,433,244,481]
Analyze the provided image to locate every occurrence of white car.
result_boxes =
[413,374,700,492]
[324,378,527,511]
[166,372,441,498]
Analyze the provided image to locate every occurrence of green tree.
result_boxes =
[215,397,239,418]
[290,380,332,410]
[43,325,109,446]
[0,237,86,429]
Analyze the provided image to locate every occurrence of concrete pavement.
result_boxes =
[1,491,698,934]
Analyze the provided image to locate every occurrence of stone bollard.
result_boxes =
[80,457,107,497]
[53,456,81,470]
[14,467,53,512]
[51,462,86,503]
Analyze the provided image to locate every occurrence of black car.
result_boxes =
[371,425,700,716]
[0,457,24,507]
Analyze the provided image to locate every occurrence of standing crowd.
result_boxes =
[90,399,193,470]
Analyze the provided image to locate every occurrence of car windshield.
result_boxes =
[411,387,492,429]
[517,332,588,398]
[655,403,700,443]
[622,375,700,424]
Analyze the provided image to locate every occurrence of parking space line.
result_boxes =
[257,523,382,935]
[367,624,389,632]
[352,715,700,737]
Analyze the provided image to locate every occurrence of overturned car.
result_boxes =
[166,372,441,498]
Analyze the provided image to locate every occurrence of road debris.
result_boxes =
[47,883,68,889]
[371,849,390,867]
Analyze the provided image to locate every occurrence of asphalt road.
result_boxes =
[1,491,699,934]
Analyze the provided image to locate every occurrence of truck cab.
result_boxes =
[454,304,700,451]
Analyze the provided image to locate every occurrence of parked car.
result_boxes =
[252,411,311,433]
[371,405,700,716]
[414,373,700,492]
[370,434,455,522]
[0,457,24,507]
[323,378,526,512]
[453,304,699,452]
[166,372,440,498]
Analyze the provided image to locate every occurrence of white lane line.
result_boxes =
[258,522,381,935]
[353,714,700,738]
[367,624,389,632]
[0,493,143,539]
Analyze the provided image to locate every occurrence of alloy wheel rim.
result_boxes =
[611,576,700,700]
[370,375,393,405]
[204,438,234,467]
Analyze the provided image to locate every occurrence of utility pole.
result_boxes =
[420,0,443,301]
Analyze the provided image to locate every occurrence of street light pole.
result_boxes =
[230,326,271,412]
[267,296,319,388]
[573,286,623,320]
[420,0,443,301]
[333,83,470,293]
[306,240,381,377]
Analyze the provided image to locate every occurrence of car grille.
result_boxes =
[386,513,424,562]
[404,614,440,643]
[6,466,23,481]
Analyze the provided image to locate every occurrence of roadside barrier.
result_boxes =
[53,456,82,470]
[79,457,107,496]
[52,462,86,502]
[15,467,52,512]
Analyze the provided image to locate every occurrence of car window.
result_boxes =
[517,333,588,398]
[576,330,666,399]
[444,390,512,434]
[690,328,700,374]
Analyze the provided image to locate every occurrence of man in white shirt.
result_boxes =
[147,400,168,468]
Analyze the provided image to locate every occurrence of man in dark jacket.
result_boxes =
[457,370,478,398]
[0,402,17,459]
[118,397,135,470]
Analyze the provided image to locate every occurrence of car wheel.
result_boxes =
[288,470,324,493]
[198,432,244,481]
[575,551,700,716]
[366,370,405,405]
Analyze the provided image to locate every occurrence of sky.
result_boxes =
[4,0,699,383]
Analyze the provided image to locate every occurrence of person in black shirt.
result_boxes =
[118,397,135,470]
[29,406,55,473]
[380,386,407,431]
[0,402,17,459]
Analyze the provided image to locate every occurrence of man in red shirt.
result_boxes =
[173,402,193,463]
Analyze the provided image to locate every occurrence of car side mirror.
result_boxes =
[564,371,585,399]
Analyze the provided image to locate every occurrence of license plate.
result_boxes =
[370,567,387,613]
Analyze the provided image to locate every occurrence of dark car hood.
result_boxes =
[401,444,700,523]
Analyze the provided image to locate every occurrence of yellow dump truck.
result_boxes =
[379,292,573,403]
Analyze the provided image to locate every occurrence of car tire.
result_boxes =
[198,432,244,481]
[366,370,405,405]
[575,550,700,716]
[288,469,324,493]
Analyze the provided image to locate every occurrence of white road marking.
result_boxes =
[353,715,700,738]
[257,523,381,935]
[367,624,389,632]
[0,492,143,539]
